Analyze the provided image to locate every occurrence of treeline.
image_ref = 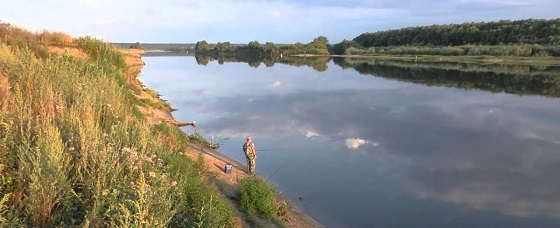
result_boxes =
[281,36,329,55]
[198,18,560,58]
[194,36,330,59]
[195,40,279,60]
[353,18,560,47]
[328,18,560,57]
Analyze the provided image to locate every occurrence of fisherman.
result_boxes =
[243,136,257,174]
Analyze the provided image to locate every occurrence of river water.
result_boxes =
[140,56,560,227]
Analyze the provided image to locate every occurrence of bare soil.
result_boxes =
[48,46,89,59]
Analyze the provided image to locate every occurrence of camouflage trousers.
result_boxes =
[246,157,255,174]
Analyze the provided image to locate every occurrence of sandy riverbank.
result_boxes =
[121,48,322,228]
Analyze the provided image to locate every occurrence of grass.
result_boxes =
[238,176,278,220]
[138,98,172,110]
[0,25,236,227]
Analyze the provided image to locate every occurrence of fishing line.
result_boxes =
[267,158,291,179]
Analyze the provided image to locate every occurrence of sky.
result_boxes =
[1,0,559,43]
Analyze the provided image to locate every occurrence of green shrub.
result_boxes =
[188,130,212,146]
[75,36,126,70]
[165,153,234,227]
[238,176,277,220]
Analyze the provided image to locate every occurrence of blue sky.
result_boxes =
[1,0,559,43]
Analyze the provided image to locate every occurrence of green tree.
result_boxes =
[331,39,360,55]
[195,40,209,53]
[129,42,142,49]
[248,41,260,49]
[306,36,329,55]
[263,42,279,57]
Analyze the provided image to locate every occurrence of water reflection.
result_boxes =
[334,58,560,97]
[195,55,331,72]
[142,56,560,227]
[195,54,560,97]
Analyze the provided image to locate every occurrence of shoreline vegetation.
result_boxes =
[192,18,560,67]
[0,22,320,227]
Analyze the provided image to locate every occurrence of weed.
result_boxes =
[238,176,277,220]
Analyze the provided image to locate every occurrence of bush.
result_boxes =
[75,36,126,70]
[345,47,367,55]
[0,22,49,58]
[39,31,73,47]
[238,176,277,220]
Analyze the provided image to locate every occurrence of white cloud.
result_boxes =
[345,138,367,149]
[271,80,283,88]
[459,0,531,6]
[304,130,319,138]
[269,10,282,18]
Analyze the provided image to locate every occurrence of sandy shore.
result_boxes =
[120,48,322,228]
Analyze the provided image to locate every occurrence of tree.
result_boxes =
[310,36,328,47]
[263,42,279,57]
[306,36,329,55]
[129,42,142,49]
[331,39,360,55]
[195,40,209,53]
[248,41,260,49]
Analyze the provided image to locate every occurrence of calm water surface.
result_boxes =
[140,56,560,227]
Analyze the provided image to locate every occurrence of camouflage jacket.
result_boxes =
[243,142,256,159]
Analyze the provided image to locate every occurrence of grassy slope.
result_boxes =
[0,30,237,227]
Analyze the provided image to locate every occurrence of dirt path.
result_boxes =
[184,144,322,228]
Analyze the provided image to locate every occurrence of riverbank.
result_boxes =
[3,24,315,225]
[1,32,243,226]
[125,49,322,227]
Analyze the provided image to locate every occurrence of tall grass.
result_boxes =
[0,28,235,227]
[75,37,126,70]
[238,176,278,220]
[0,22,76,58]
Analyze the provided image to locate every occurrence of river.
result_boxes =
[140,55,560,227]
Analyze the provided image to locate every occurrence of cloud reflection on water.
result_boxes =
[192,82,560,220]
[141,56,560,226]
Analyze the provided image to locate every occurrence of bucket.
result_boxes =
[224,164,233,174]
